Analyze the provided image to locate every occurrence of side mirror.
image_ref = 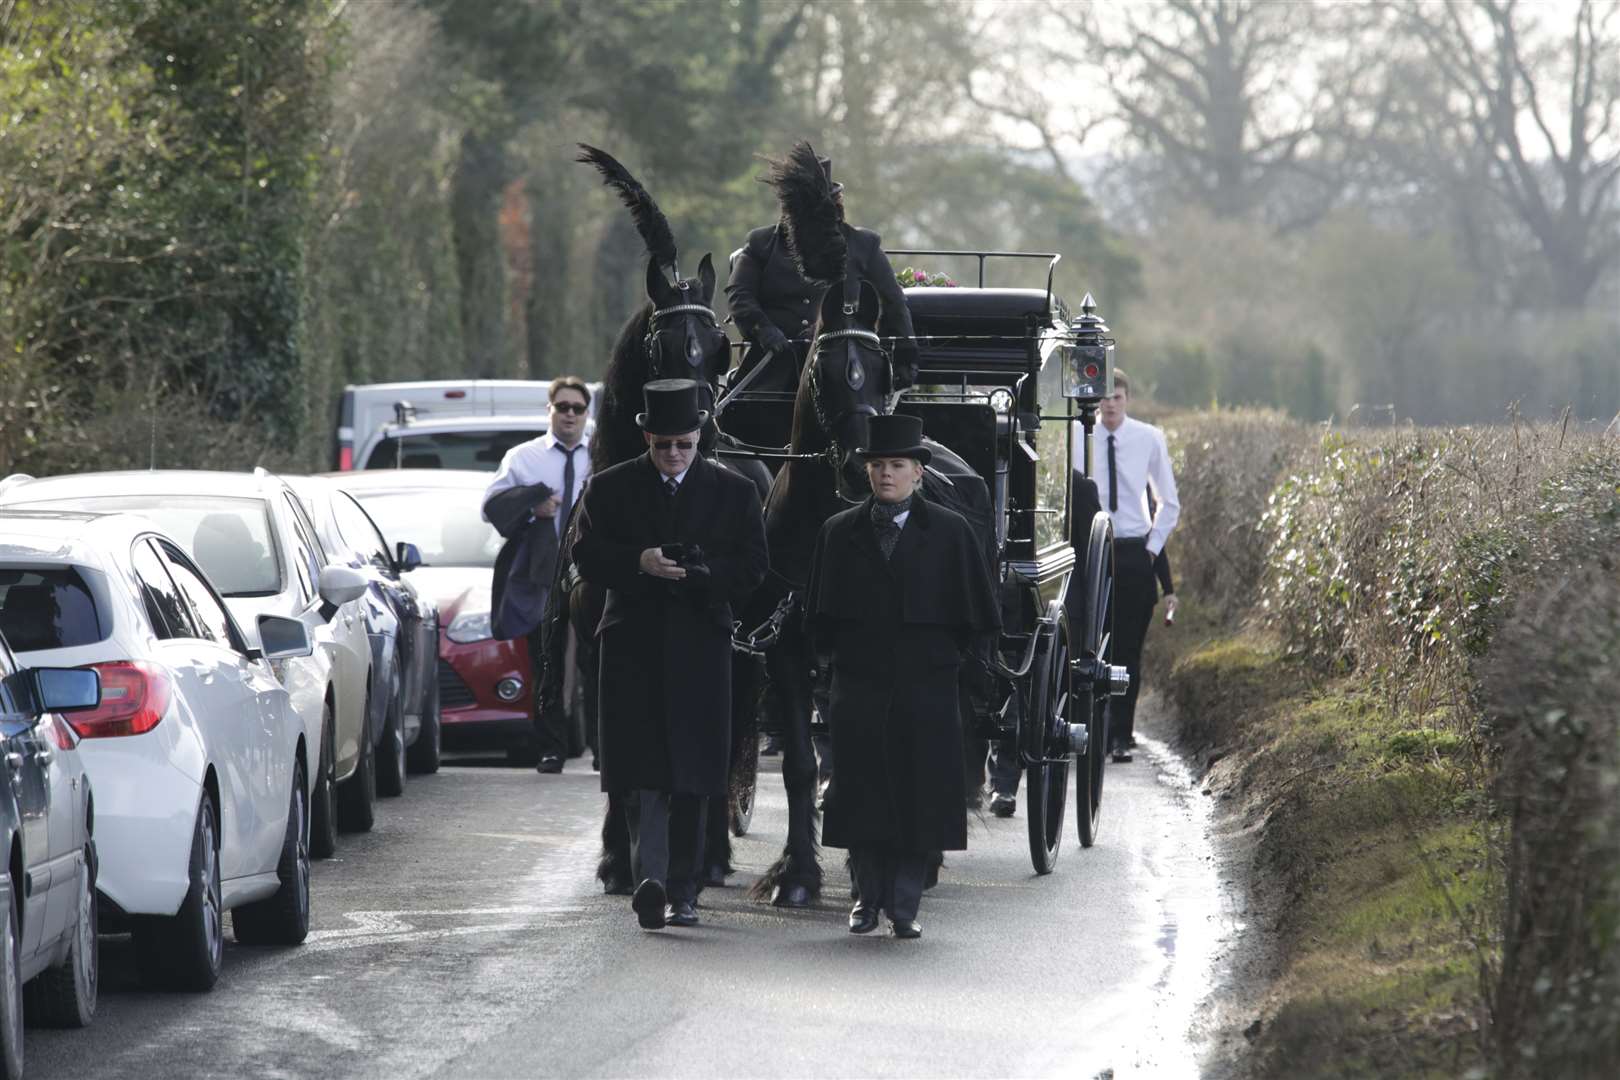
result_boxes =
[394,541,423,574]
[6,667,101,716]
[257,614,314,660]
[317,563,368,607]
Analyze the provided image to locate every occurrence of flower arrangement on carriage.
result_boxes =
[896,266,958,289]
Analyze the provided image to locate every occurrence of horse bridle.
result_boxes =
[643,279,722,382]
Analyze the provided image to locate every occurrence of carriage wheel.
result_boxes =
[1074,512,1116,848]
[729,746,758,837]
[1025,607,1071,875]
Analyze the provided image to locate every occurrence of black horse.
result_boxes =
[537,146,762,894]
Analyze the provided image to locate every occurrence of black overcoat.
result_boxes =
[572,454,767,797]
[726,223,921,385]
[804,495,1000,852]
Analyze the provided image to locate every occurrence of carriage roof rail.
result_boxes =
[884,249,1062,309]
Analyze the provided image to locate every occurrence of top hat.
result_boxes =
[636,378,710,436]
[855,414,931,465]
[818,154,843,197]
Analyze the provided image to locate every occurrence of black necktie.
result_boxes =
[664,476,679,500]
[559,445,578,536]
[1107,433,1119,513]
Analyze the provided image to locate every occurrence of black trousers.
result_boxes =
[850,848,928,923]
[1111,538,1158,746]
[527,622,571,760]
[625,790,707,904]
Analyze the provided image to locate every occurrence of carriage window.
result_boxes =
[1034,335,1071,552]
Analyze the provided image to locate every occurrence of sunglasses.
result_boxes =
[551,401,588,415]
[652,439,696,451]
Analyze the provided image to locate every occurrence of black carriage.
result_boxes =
[889,250,1128,873]
[718,248,1129,875]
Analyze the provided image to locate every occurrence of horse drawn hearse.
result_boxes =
[548,143,1128,902]
[715,247,1131,876]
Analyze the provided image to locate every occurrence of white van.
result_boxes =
[332,380,601,471]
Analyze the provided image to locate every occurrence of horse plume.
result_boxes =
[575,143,677,273]
[764,141,845,288]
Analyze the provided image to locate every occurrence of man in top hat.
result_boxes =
[725,152,920,395]
[803,414,999,939]
[571,378,768,930]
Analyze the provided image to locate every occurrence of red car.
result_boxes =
[324,470,540,763]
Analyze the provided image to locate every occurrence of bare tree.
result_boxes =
[1096,0,1377,228]
[1405,0,1620,308]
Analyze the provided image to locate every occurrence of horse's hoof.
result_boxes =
[771,884,812,908]
[603,876,634,896]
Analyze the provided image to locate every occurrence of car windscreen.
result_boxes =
[0,567,107,651]
[25,496,283,597]
[361,429,545,472]
[345,489,502,568]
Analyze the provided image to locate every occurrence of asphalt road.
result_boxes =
[25,705,1235,1079]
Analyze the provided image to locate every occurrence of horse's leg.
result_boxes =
[749,622,822,907]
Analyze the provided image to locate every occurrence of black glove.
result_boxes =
[759,326,791,356]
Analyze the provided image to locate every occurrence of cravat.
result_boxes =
[871,497,911,560]
[559,444,579,537]
[1107,433,1118,513]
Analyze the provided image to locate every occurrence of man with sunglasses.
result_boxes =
[571,379,767,930]
[483,376,593,772]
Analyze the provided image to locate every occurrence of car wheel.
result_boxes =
[406,675,441,775]
[24,842,98,1027]
[233,759,311,946]
[377,690,407,798]
[310,703,339,860]
[135,795,223,992]
[0,878,23,1080]
[336,700,376,833]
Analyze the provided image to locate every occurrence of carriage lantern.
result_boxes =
[1061,293,1112,403]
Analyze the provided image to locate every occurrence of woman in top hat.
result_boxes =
[803,414,1000,939]
[571,378,768,930]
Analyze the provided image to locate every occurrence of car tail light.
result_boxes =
[69,661,172,738]
[338,445,354,471]
[46,716,78,751]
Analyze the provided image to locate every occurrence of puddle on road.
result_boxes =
[1104,733,1245,1079]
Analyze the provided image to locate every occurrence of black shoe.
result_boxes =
[989,793,1016,818]
[770,883,811,908]
[665,900,699,928]
[536,755,564,774]
[632,879,667,929]
[760,735,781,757]
[603,875,633,897]
[849,904,880,934]
[591,756,600,772]
[1110,744,1133,763]
[890,920,922,939]
[702,864,729,888]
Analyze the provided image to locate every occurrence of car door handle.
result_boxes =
[30,749,51,768]
[3,753,22,772]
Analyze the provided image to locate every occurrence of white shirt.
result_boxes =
[483,432,591,537]
[1072,416,1179,556]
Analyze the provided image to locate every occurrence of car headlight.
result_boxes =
[446,611,494,644]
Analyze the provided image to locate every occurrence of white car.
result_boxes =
[0,471,375,859]
[0,510,316,992]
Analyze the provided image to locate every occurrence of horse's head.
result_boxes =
[805,277,893,499]
[643,254,731,397]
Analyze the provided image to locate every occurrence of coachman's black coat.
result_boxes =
[572,453,767,797]
[804,495,1000,853]
[726,224,921,385]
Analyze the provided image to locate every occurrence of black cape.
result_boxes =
[804,495,1000,852]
